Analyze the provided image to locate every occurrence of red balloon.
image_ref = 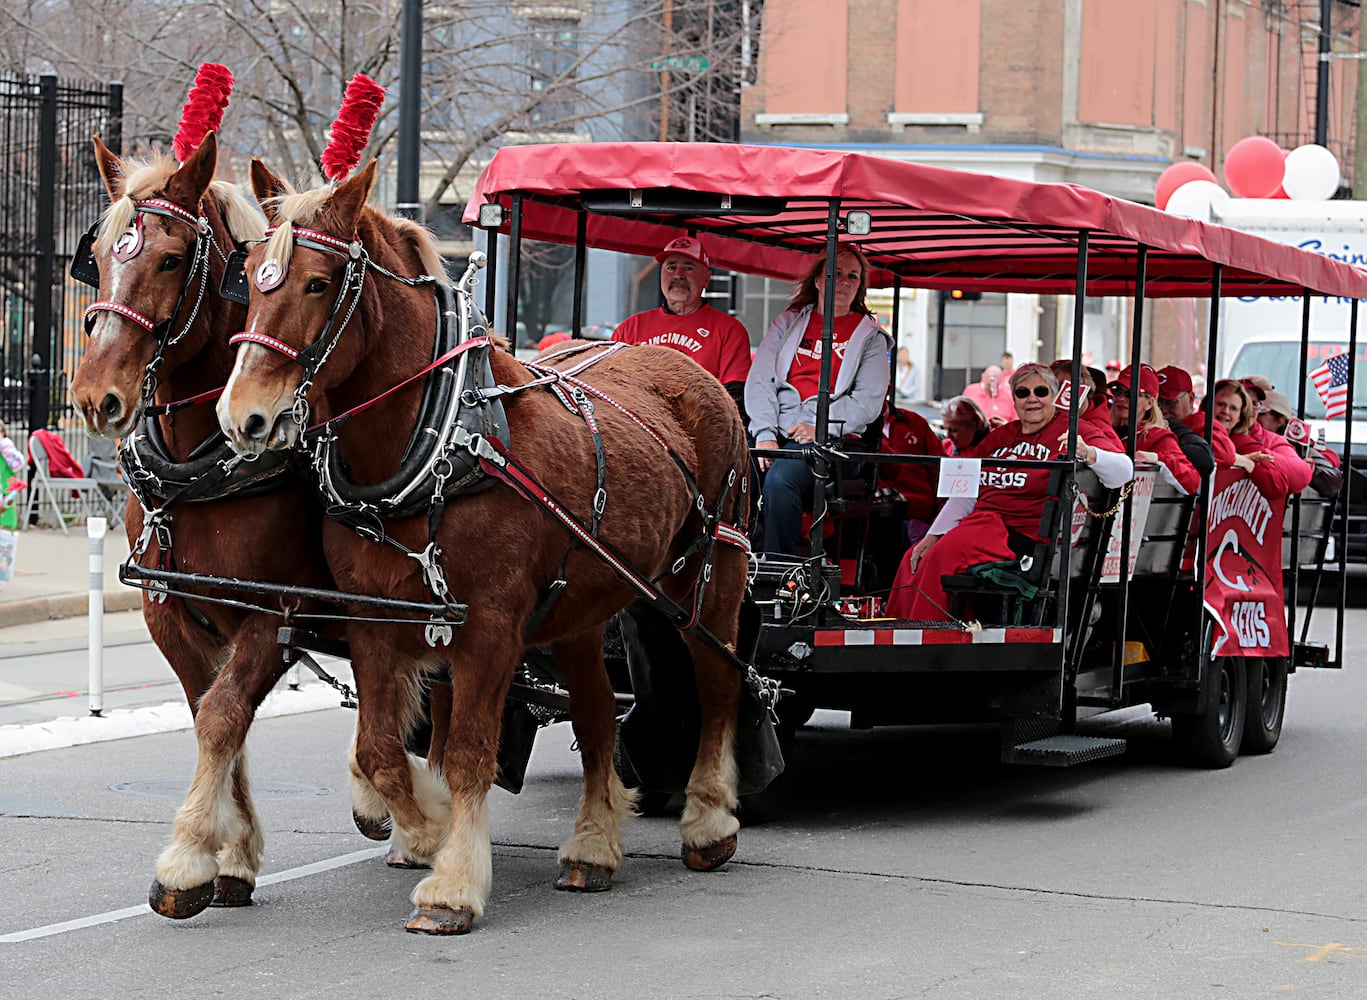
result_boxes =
[1155,161,1219,210]
[1269,148,1291,199]
[1223,136,1286,198]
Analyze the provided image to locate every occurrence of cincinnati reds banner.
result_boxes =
[1204,468,1288,657]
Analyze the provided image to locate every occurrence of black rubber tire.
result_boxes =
[1173,653,1247,768]
[1241,656,1288,755]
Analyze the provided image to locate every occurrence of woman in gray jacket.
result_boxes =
[745,245,892,554]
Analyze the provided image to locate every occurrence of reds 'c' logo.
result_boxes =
[111,216,144,262]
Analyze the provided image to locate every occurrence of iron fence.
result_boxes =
[0,74,122,461]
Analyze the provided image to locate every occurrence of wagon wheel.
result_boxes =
[1172,620,1246,768]
[1241,656,1288,755]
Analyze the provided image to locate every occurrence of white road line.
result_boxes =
[0,846,386,944]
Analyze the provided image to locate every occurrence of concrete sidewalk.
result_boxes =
[0,522,141,629]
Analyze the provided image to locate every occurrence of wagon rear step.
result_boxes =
[1004,734,1128,767]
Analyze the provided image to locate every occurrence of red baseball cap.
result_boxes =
[655,236,711,268]
[1114,364,1160,397]
[1156,365,1194,397]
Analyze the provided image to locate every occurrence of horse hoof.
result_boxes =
[210,875,254,907]
[353,811,391,841]
[386,846,431,870]
[405,905,475,936]
[148,878,214,919]
[555,862,613,893]
[682,833,737,872]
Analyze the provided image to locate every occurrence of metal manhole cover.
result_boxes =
[110,779,332,801]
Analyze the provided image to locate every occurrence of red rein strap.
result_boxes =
[146,385,224,417]
[308,336,492,432]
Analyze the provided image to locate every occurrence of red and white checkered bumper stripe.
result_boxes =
[812,627,1062,647]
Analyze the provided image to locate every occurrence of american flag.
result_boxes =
[1309,352,1352,420]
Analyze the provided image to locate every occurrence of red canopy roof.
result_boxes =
[464,142,1367,299]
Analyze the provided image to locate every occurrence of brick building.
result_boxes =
[734,0,1362,396]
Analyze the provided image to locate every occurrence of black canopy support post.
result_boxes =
[1316,0,1332,147]
[1288,290,1312,648]
[933,290,947,400]
[395,0,423,222]
[1195,264,1223,665]
[807,200,842,563]
[1059,230,1088,690]
[506,193,524,351]
[1336,299,1357,667]
[483,229,499,331]
[29,74,58,437]
[888,273,902,413]
[1110,245,1148,706]
[571,210,587,338]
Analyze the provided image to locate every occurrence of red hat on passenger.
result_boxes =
[1156,366,1194,397]
[1114,364,1160,397]
[655,236,711,268]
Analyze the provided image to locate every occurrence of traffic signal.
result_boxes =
[948,289,982,301]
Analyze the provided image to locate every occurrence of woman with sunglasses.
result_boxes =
[885,363,1132,621]
[1109,364,1201,494]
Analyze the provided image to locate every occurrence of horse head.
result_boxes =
[70,133,259,437]
[218,157,391,456]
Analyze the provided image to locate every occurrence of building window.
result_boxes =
[528,18,579,127]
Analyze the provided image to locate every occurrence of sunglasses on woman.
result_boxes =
[1013,385,1052,399]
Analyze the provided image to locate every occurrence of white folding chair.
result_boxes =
[24,435,119,535]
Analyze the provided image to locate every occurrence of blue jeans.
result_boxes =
[760,442,814,555]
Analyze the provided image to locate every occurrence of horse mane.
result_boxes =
[262,185,451,288]
[95,152,264,251]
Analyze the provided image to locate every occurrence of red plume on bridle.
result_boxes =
[172,63,234,163]
[320,74,387,183]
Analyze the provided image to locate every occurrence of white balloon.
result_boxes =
[1164,180,1231,221]
[1282,144,1341,200]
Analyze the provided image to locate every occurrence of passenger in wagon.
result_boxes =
[1257,388,1343,495]
[1156,365,1230,471]
[1205,379,1296,493]
[884,363,1133,621]
[1231,378,1313,493]
[1109,364,1201,494]
[746,244,892,555]
[611,236,752,413]
[940,395,990,456]
[1048,359,1125,451]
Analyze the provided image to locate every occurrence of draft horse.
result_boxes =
[69,134,341,915]
[217,158,752,934]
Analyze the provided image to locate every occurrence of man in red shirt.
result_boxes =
[611,237,752,413]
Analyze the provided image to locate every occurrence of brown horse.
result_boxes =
[69,134,342,916]
[216,158,750,934]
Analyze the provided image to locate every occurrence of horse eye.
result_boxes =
[160,255,182,272]
[305,278,329,294]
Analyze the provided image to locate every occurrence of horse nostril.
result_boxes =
[100,394,123,422]
[244,413,269,441]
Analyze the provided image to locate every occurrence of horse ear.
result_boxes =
[250,158,289,207]
[165,131,217,206]
[328,159,378,231]
[92,135,124,200]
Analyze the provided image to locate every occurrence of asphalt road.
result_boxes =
[1,611,1366,998]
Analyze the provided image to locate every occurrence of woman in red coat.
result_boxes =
[1109,365,1200,494]
[885,364,1133,621]
[1208,380,1289,495]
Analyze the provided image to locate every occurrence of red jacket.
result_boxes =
[878,407,939,522]
[1136,424,1200,494]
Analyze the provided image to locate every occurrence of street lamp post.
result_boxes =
[396,0,423,221]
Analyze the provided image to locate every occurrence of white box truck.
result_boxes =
[1214,198,1366,557]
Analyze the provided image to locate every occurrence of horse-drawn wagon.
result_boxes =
[72,65,1362,934]
[463,141,1361,782]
